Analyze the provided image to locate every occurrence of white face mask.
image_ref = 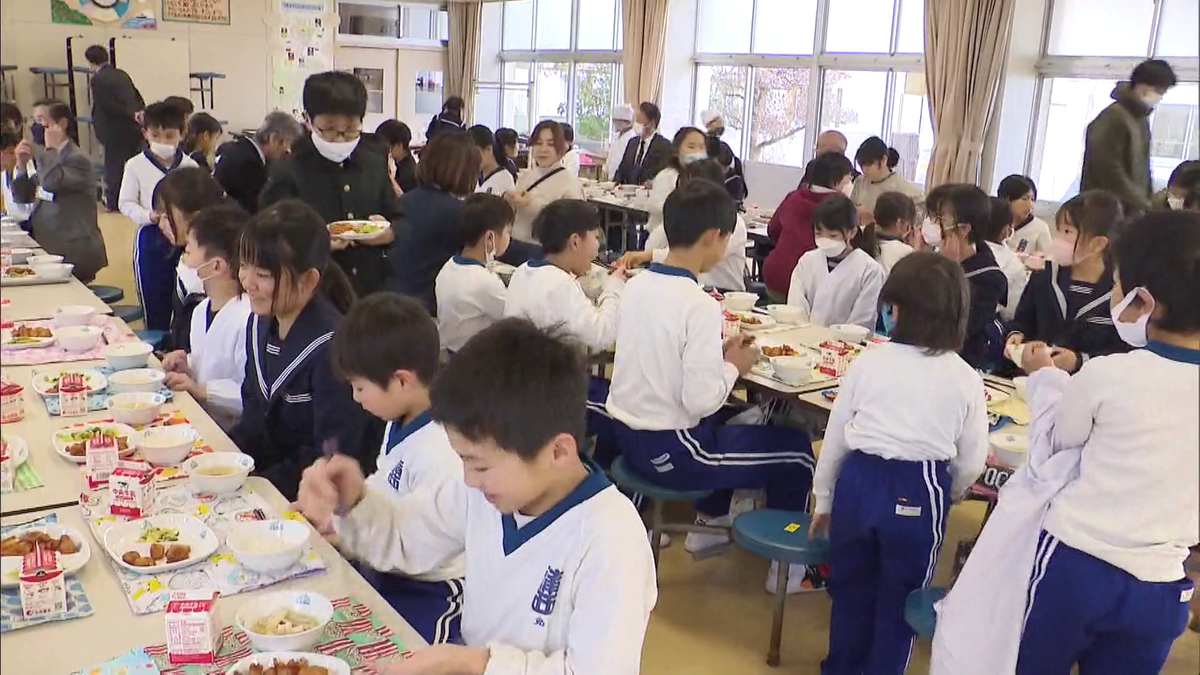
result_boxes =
[150,142,177,160]
[632,122,646,137]
[1167,196,1184,210]
[1141,92,1163,109]
[921,218,942,247]
[177,260,206,296]
[1110,286,1154,348]
[815,236,846,257]
[312,133,359,164]
[681,151,707,165]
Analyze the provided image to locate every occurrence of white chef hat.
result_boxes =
[611,104,635,121]
[701,109,723,126]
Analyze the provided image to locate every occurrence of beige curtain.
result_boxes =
[448,1,483,124]
[924,0,1015,188]
[622,0,672,105]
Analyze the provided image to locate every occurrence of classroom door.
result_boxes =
[335,47,396,132]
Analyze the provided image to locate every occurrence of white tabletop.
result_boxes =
[742,322,842,396]
[0,478,428,674]
[2,274,114,323]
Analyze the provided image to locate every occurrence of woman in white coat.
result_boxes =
[503,120,584,263]
[788,194,885,330]
[161,204,252,429]
[645,126,710,237]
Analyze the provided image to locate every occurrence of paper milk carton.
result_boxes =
[0,443,13,493]
[109,461,157,518]
[58,373,89,417]
[85,432,121,490]
[0,380,24,423]
[165,590,217,665]
[818,340,856,378]
[19,546,68,619]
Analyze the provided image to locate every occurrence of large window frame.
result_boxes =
[1026,0,1200,200]
[691,0,928,176]
[475,0,624,149]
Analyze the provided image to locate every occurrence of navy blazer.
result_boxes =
[614,133,671,185]
[385,186,463,315]
[960,242,1009,371]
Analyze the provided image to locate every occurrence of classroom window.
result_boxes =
[890,71,934,182]
[694,65,749,158]
[752,0,817,55]
[574,63,619,143]
[825,0,895,53]
[697,0,752,53]
[895,0,925,54]
[749,68,812,166]
[1046,0,1155,58]
[337,3,447,45]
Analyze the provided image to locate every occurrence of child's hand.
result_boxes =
[724,335,759,376]
[504,190,530,207]
[615,250,652,269]
[158,216,176,246]
[160,349,190,374]
[309,454,367,515]
[808,513,831,540]
[1021,341,1057,373]
[149,210,162,225]
[15,140,33,165]
[1050,347,1079,373]
[330,236,352,251]
[1005,332,1024,353]
[164,372,205,401]
[372,645,490,675]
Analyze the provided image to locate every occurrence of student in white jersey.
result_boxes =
[870,191,916,276]
[605,180,819,593]
[435,194,513,352]
[297,319,657,675]
[161,204,253,429]
[981,197,1029,322]
[787,194,886,330]
[810,251,989,675]
[503,199,625,353]
[469,125,515,196]
[325,293,466,645]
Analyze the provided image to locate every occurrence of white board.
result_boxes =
[111,37,191,107]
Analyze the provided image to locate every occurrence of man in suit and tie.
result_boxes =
[614,101,671,186]
[85,45,145,212]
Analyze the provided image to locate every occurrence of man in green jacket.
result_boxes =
[1080,59,1177,213]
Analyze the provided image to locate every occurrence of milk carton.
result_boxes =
[0,380,24,423]
[18,546,67,619]
[818,340,856,378]
[165,589,217,665]
[0,450,13,493]
[58,373,89,417]
[109,461,156,518]
[85,432,121,490]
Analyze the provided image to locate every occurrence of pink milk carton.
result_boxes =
[85,432,121,490]
[0,380,24,423]
[58,373,89,418]
[165,590,218,665]
[109,461,157,518]
[818,341,856,378]
[19,546,67,619]
[0,440,13,493]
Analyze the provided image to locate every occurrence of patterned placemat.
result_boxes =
[0,514,95,633]
[79,485,326,615]
[1,461,45,493]
[0,316,137,366]
[69,411,214,486]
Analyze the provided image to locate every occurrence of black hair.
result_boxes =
[183,112,222,154]
[802,152,853,190]
[239,198,357,315]
[533,199,601,254]
[1112,210,1200,333]
[813,194,874,256]
[880,251,970,353]
[638,101,662,128]
[495,127,519,152]
[943,184,991,246]
[376,119,412,152]
[980,197,1013,244]
[997,174,1037,201]
[854,136,899,170]
[188,203,250,289]
[442,96,465,117]
[154,167,226,246]
[560,122,574,145]
[706,135,734,167]
[873,191,917,233]
[332,293,440,388]
[924,183,963,220]
[1186,186,1200,211]
[0,102,21,131]
[0,131,18,151]
[1061,190,1123,264]
[1130,59,1178,90]
[164,95,195,118]
[469,124,506,167]
[677,158,726,187]
[1167,160,1200,189]
[83,45,108,65]
[530,120,567,156]
[430,318,587,460]
[302,70,368,120]
[668,126,707,172]
[457,193,514,249]
[663,177,736,248]
[142,101,186,132]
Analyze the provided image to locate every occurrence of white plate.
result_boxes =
[103,514,218,575]
[327,220,390,241]
[1,522,92,588]
[225,652,351,675]
[737,312,776,331]
[31,369,108,396]
[1,327,56,351]
[2,434,29,469]
[51,422,140,464]
[0,269,71,287]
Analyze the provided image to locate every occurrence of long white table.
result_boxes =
[2,276,114,322]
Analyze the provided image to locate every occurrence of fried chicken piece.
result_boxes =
[149,543,165,561]
[67,442,86,456]
[57,535,78,555]
[134,556,156,567]
[165,544,191,563]
[122,551,141,565]
[297,667,328,675]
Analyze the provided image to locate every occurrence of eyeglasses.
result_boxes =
[314,125,361,142]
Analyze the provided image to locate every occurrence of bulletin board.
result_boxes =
[112,37,192,107]
[266,0,338,120]
[162,0,231,25]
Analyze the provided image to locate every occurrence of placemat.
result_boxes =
[70,411,214,486]
[1,462,45,493]
[0,316,137,366]
[40,365,174,416]
[0,514,95,633]
[79,484,326,615]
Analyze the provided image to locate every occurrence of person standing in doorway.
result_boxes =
[85,45,144,212]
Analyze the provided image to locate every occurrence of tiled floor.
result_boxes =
[91,209,1199,674]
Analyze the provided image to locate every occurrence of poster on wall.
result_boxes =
[51,0,158,30]
[414,71,443,116]
[266,0,337,120]
[162,0,230,25]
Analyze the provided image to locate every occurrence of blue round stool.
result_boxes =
[134,329,167,350]
[88,285,124,304]
[905,586,948,638]
[732,510,831,667]
[609,456,714,573]
[111,304,144,325]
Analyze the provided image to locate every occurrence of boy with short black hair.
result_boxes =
[605,179,819,592]
[325,293,466,645]
[298,319,657,675]
[503,199,625,352]
[435,193,514,352]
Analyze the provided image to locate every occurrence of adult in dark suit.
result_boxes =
[84,45,144,211]
[614,101,671,185]
[13,102,107,282]
[213,111,303,214]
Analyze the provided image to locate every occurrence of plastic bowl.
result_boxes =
[183,452,255,494]
[53,305,96,327]
[138,424,197,466]
[30,263,74,280]
[8,248,34,264]
[236,590,334,652]
[771,355,814,385]
[104,342,154,371]
[766,304,805,325]
[227,520,310,573]
[108,368,165,393]
[26,254,64,266]
[831,323,871,344]
[989,429,1029,468]
[56,325,103,352]
[106,392,166,427]
[722,292,759,312]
